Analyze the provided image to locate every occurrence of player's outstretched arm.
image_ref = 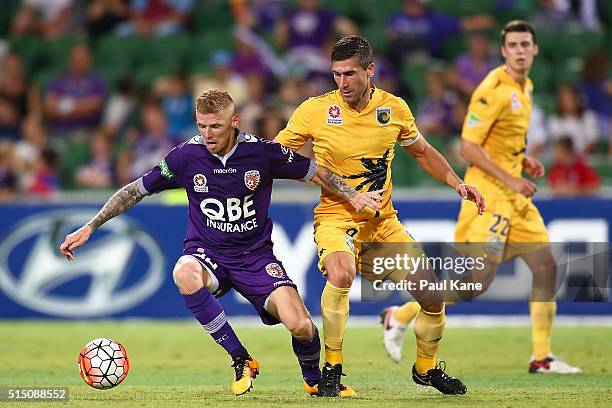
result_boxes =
[461,139,537,197]
[404,136,465,188]
[405,137,485,214]
[59,180,146,261]
[310,165,384,213]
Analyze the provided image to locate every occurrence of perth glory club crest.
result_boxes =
[265,263,284,278]
[244,170,260,190]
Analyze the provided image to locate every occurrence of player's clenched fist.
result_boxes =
[59,225,93,261]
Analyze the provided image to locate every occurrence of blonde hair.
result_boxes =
[195,88,235,115]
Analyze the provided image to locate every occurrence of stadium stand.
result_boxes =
[0,0,609,192]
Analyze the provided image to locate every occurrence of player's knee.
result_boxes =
[173,257,205,293]
[290,318,314,341]
[327,261,355,288]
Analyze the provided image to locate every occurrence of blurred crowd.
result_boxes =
[0,0,610,201]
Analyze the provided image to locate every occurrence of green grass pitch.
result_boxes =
[0,321,611,407]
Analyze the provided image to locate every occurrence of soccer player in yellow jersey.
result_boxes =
[275,35,485,396]
[382,21,582,374]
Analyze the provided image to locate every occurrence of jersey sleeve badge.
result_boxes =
[159,158,175,180]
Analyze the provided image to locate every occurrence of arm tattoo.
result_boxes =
[87,181,145,230]
[323,167,357,202]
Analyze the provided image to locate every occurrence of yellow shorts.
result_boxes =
[455,198,549,262]
[313,215,424,281]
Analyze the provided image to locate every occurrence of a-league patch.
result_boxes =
[244,170,261,190]
[326,105,343,125]
[193,174,208,192]
[265,262,285,278]
[376,107,391,125]
[467,113,481,127]
[511,92,521,111]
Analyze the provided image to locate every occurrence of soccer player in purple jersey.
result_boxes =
[60,89,383,397]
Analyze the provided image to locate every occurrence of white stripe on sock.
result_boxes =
[203,312,227,334]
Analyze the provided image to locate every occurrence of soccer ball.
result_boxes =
[77,338,129,389]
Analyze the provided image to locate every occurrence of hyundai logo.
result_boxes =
[0,210,164,317]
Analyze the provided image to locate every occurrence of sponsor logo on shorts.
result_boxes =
[265,262,285,278]
[244,170,260,190]
[345,234,356,254]
[193,174,208,192]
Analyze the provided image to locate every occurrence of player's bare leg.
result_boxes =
[521,247,582,374]
[318,251,355,396]
[266,286,356,397]
[173,256,258,395]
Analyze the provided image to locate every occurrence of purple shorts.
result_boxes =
[185,247,296,325]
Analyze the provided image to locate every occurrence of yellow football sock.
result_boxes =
[414,307,446,374]
[321,281,350,365]
[530,301,556,360]
[394,302,421,325]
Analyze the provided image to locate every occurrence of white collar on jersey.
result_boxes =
[192,130,246,167]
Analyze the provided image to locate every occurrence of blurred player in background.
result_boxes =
[60,89,384,396]
[382,21,582,375]
[276,35,485,396]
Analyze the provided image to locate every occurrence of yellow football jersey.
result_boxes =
[462,66,533,208]
[276,86,421,222]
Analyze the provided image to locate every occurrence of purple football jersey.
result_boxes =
[138,131,316,255]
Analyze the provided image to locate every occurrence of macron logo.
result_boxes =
[213,168,237,174]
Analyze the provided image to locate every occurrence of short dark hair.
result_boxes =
[331,35,374,69]
[501,20,536,45]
